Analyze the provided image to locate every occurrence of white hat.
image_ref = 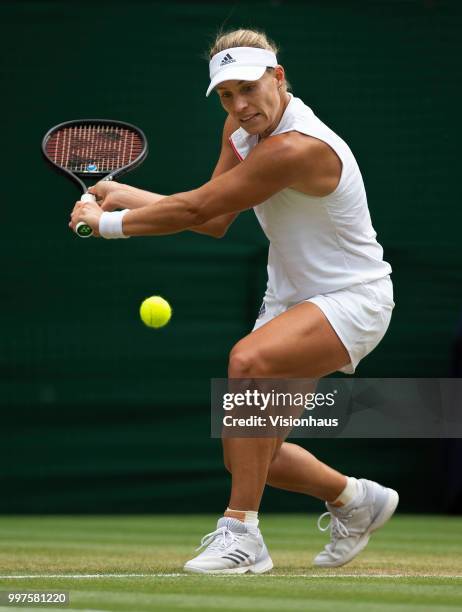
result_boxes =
[206,46,278,97]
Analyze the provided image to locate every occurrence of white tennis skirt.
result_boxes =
[252,275,395,374]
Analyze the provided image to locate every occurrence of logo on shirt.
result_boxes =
[220,53,236,66]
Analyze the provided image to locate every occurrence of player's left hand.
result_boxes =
[69,199,102,236]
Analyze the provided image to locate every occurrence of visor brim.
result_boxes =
[206,65,267,97]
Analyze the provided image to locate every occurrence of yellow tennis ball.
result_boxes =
[139,296,172,328]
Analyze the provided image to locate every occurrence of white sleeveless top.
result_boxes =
[229,94,392,305]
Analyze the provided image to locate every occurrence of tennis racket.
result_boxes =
[42,119,148,237]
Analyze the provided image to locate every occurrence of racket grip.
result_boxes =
[75,193,96,238]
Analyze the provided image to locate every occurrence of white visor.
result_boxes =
[206,46,278,97]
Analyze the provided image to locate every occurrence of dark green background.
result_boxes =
[1,1,461,513]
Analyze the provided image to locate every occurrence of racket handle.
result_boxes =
[75,193,96,238]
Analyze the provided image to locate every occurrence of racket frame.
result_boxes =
[41,118,149,191]
[42,119,148,237]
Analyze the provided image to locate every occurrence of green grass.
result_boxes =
[0,515,461,611]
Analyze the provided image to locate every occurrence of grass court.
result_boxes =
[0,514,461,611]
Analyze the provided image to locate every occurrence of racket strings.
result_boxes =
[45,125,144,173]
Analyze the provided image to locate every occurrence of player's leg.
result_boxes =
[222,437,348,506]
[222,437,284,511]
[185,302,397,572]
[222,302,349,511]
[265,441,348,499]
[223,301,397,569]
[184,303,350,574]
[229,301,351,379]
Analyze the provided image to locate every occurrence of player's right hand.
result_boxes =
[88,181,133,211]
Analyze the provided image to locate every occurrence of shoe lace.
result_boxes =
[317,511,350,541]
[195,526,238,552]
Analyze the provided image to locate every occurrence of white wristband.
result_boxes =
[99,210,130,239]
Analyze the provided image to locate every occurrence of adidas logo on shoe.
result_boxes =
[220,53,236,66]
[184,517,273,574]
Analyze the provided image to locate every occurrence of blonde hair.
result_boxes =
[208,28,278,58]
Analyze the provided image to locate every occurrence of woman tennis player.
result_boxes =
[70,29,398,574]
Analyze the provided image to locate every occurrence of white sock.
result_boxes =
[331,477,360,506]
[225,507,259,526]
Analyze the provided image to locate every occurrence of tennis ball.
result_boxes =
[139,296,172,328]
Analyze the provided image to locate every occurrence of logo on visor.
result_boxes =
[220,53,236,66]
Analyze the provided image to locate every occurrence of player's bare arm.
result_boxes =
[70,132,336,236]
[83,116,241,237]
[122,132,339,235]
[89,183,165,211]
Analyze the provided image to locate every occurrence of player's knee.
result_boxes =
[228,344,267,377]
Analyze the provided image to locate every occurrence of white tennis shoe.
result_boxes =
[314,478,399,568]
[184,517,273,574]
